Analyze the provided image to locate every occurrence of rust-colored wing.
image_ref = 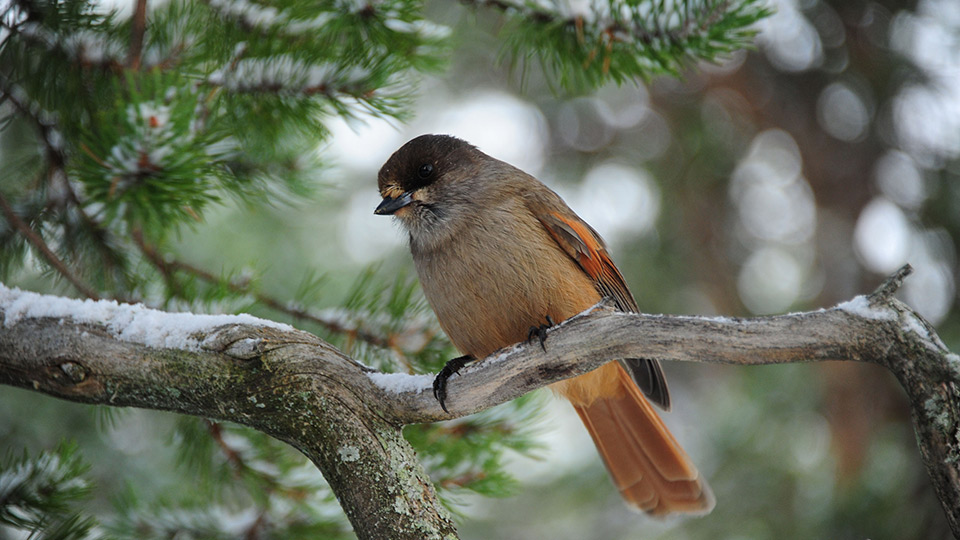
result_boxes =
[536,210,639,312]
[526,194,670,410]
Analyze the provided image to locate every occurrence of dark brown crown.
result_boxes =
[378,134,477,194]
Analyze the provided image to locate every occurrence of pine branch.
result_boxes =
[52,179,139,300]
[469,0,754,47]
[130,230,421,351]
[205,420,245,474]
[200,0,335,37]
[203,420,320,501]
[0,75,137,300]
[0,194,100,300]
[0,442,97,537]
[204,56,384,104]
[0,74,68,190]
[6,0,125,72]
[474,0,770,86]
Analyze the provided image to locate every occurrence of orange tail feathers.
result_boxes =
[556,363,714,516]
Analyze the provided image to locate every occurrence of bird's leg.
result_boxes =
[527,315,556,352]
[433,354,473,413]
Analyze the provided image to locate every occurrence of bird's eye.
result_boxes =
[418,163,434,179]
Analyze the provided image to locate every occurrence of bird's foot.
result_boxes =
[527,315,556,352]
[433,354,473,413]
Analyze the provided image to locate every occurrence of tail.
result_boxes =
[558,363,714,516]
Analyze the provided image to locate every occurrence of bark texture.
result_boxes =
[1,265,958,538]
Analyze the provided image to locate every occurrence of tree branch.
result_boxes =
[464,0,766,72]
[0,286,456,539]
[0,265,958,537]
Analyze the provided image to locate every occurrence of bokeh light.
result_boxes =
[556,97,616,153]
[325,116,405,176]
[423,90,548,175]
[817,82,870,142]
[737,246,808,314]
[560,162,660,245]
[757,0,824,72]
[853,197,911,274]
[730,130,818,313]
[875,150,926,210]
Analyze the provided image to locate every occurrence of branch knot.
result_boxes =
[59,361,87,383]
[200,324,267,360]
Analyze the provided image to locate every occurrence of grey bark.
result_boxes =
[1,265,958,538]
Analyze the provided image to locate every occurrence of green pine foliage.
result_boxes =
[106,419,353,539]
[0,0,769,536]
[404,393,547,504]
[0,442,98,539]
[493,0,770,88]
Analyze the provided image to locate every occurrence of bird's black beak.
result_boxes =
[374,191,414,215]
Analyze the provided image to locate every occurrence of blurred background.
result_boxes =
[3,0,960,538]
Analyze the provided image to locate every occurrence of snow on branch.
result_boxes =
[207,55,373,97]
[468,0,769,80]
[205,0,335,33]
[2,0,125,70]
[0,284,291,352]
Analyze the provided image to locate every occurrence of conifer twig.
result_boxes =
[204,420,313,499]
[127,0,148,70]
[8,0,125,71]
[465,0,766,82]
[0,194,100,300]
[61,185,129,286]
[1,76,130,294]
[466,0,741,44]
[130,230,407,349]
[0,75,68,190]
[204,420,245,473]
[203,78,375,100]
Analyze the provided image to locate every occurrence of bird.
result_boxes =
[374,134,714,516]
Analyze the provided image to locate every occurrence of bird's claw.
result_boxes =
[432,354,472,413]
[527,315,555,352]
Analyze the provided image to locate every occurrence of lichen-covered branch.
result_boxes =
[374,265,960,535]
[0,265,958,537]
[0,290,456,540]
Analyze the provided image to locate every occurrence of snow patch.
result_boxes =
[383,18,450,39]
[207,0,334,32]
[0,284,292,351]
[834,295,896,321]
[209,55,369,93]
[902,312,932,341]
[946,353,960,377]
[366,372,433,394]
